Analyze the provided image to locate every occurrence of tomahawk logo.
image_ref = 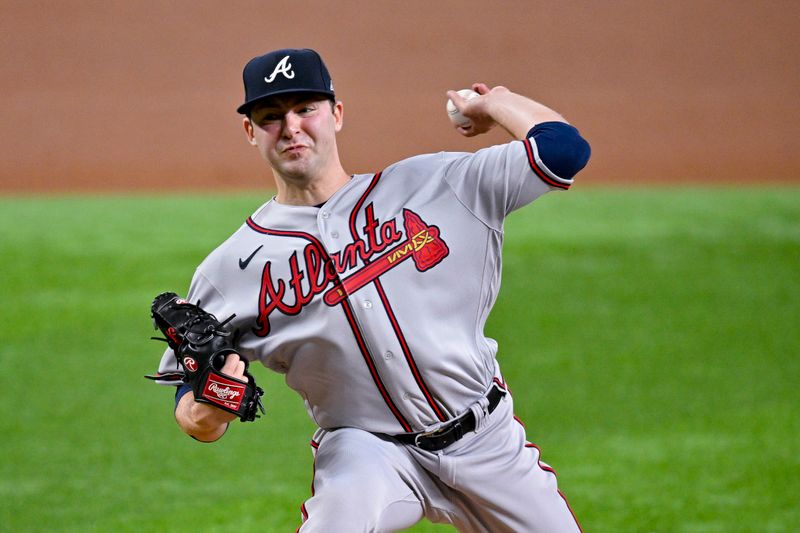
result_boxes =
[264,55,295,83]
[323,210,449,306]
[252,209,449,337]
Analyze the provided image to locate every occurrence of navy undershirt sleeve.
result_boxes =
[526,122,591,180]
[174,383,192,410]
[174,382,229,442]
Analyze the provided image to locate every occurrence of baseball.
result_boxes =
[446,89,479,127]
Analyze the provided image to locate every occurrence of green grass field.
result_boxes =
[1,187,797,532]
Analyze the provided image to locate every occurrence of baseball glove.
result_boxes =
[146,292,265,422]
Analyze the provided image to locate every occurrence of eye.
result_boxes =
[256,113,282,125]
[298,103,319,115]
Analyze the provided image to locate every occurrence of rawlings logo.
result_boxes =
[253,207,448,336]
[183,357,198,372]
[166,326,182,346]
[203,375,245,410]
[208,382,242,400]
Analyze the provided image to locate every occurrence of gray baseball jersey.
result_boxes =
[158,136,568,435]
[156,129,585,531]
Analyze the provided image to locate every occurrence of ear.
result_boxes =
[243,117,258,146]
[332,100,344,133]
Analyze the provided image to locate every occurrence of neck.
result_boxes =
[273,167,351,206]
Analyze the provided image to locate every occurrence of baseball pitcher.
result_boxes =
[148,48,590,532]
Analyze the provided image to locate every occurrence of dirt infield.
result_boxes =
[2,1,798,193]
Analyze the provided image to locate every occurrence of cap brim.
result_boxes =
[237,88,336,115]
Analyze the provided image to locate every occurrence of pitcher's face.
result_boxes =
[244,94,343,182]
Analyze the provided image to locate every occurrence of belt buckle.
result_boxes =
[414,418,464,450]
[413,429,435,448]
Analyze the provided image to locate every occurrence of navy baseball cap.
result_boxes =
[237,48,335,115]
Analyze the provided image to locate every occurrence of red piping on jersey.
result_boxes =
[347,172,449,423]
[297,439,318,531]
[245,219,413,433]
[524,442,583,531]
[341,298,413,432]
[349,171,382,232]
[373,278,448,422]
[522,138,571,190]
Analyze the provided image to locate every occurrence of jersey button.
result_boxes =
[321,211,330,219]
[403,392,412,400]
[331,230,339,238]
[384,351,394,360]
[362,300,372,309]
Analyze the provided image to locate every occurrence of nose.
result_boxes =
[281,111,302,138]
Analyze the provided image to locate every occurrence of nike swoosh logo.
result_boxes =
[238,245,263,270]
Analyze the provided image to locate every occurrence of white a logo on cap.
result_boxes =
[264,55,295,83]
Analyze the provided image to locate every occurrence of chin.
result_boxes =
[278,164,314,181]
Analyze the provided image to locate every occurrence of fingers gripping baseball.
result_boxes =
[446,83,505,137]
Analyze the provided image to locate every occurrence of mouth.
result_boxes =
[281,144,308,155]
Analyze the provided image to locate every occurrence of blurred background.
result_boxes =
[2,0,798,193]
[2,2,798,531]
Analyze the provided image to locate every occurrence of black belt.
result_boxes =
[393,384,506,451]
